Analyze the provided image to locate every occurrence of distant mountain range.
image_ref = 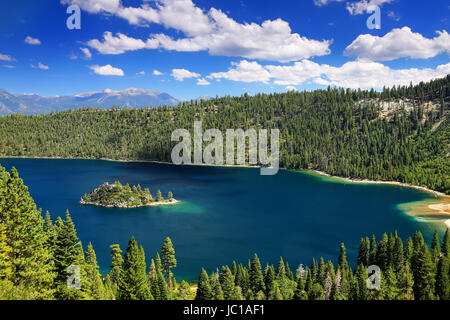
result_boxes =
[0,88,180,115]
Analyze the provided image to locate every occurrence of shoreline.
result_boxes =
[308,169,449,228]
[307,169,448,198]
[1,155,447,197]
[1,155,446,195]
[79,198,180,208]
[2,155,448,227]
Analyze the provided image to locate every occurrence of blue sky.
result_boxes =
[0,0,449,100]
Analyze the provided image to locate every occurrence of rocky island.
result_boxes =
[80,181,179,208]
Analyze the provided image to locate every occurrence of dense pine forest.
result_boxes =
[0,76,448,194]
[0,165,449,300]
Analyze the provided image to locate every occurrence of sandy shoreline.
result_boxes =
[308,169,449,228]
[309,169,448,198]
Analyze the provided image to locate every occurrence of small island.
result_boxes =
[80,181,179,208]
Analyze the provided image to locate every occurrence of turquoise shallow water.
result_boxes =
[0,158,441,281]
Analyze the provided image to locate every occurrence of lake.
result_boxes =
[0,158,442,281]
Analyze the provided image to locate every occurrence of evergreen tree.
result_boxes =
[275,257,285,280]
[109,244,124,299]
[195,268,212,300]
[338,242,348,271]
[85,242,106,300]
[317,257,327,286]
[273,284,283,300]
[431,231,441,263]
[357,265,369,300]
[152,269,169,300]
[161,237,176,288]
[392,235,404,273]
[310,258,318,283]
[305,270,313,293]
[148,258,157,283]
[103,274,115,300]
[285,262,294,281]
[397,262,414,300]
[240,266,251,299]
[357,237,370,266]
[435,256,450,300]
[156,190,163,201]
[381,266,399,300]
[231,261,237,276]
[53,211,81,298]
[442,229,450,257]
[155,252,162,272]
[309,283,325,300]
[121,237,152,300]
[0,166,55,299]
[177,280,194,300]
[219,266,238,299]
[404,237,414,263]
[369,235,377,265]
[263,266,275,299]
[412,238,435,300]
[376,233,389,270]
[387,233,396,267]
[0,213,11,279]
[43,211,56,253]
[293,275,308,300]
[209,272,224,300]
[249,254,265,294]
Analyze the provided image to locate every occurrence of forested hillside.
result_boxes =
[0,76,448,193]
[0,165,449,300]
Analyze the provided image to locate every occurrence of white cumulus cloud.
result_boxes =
[31,62,49,70]
[346,0,394,15]
[197,78,210,86]
[87,32,159,54]
[66,0,331,62]
[208,59,450,90]
[315,0,394,15]
[25,36,41,45]
[171,68,200,81]
[80,47,92,59]
[313,0,344,7]
[209,60,271,83]
[0,53,15,61]
[345,27,450,61]
[153,69,163,76]
[90,64,124,76]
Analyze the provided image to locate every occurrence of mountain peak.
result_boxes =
[0,88,180,115]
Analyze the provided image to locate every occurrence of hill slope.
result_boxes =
[0,76,448,193]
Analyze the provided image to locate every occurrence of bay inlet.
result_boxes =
[0,157,444,281]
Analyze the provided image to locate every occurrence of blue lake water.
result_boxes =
[0,158,442,281]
